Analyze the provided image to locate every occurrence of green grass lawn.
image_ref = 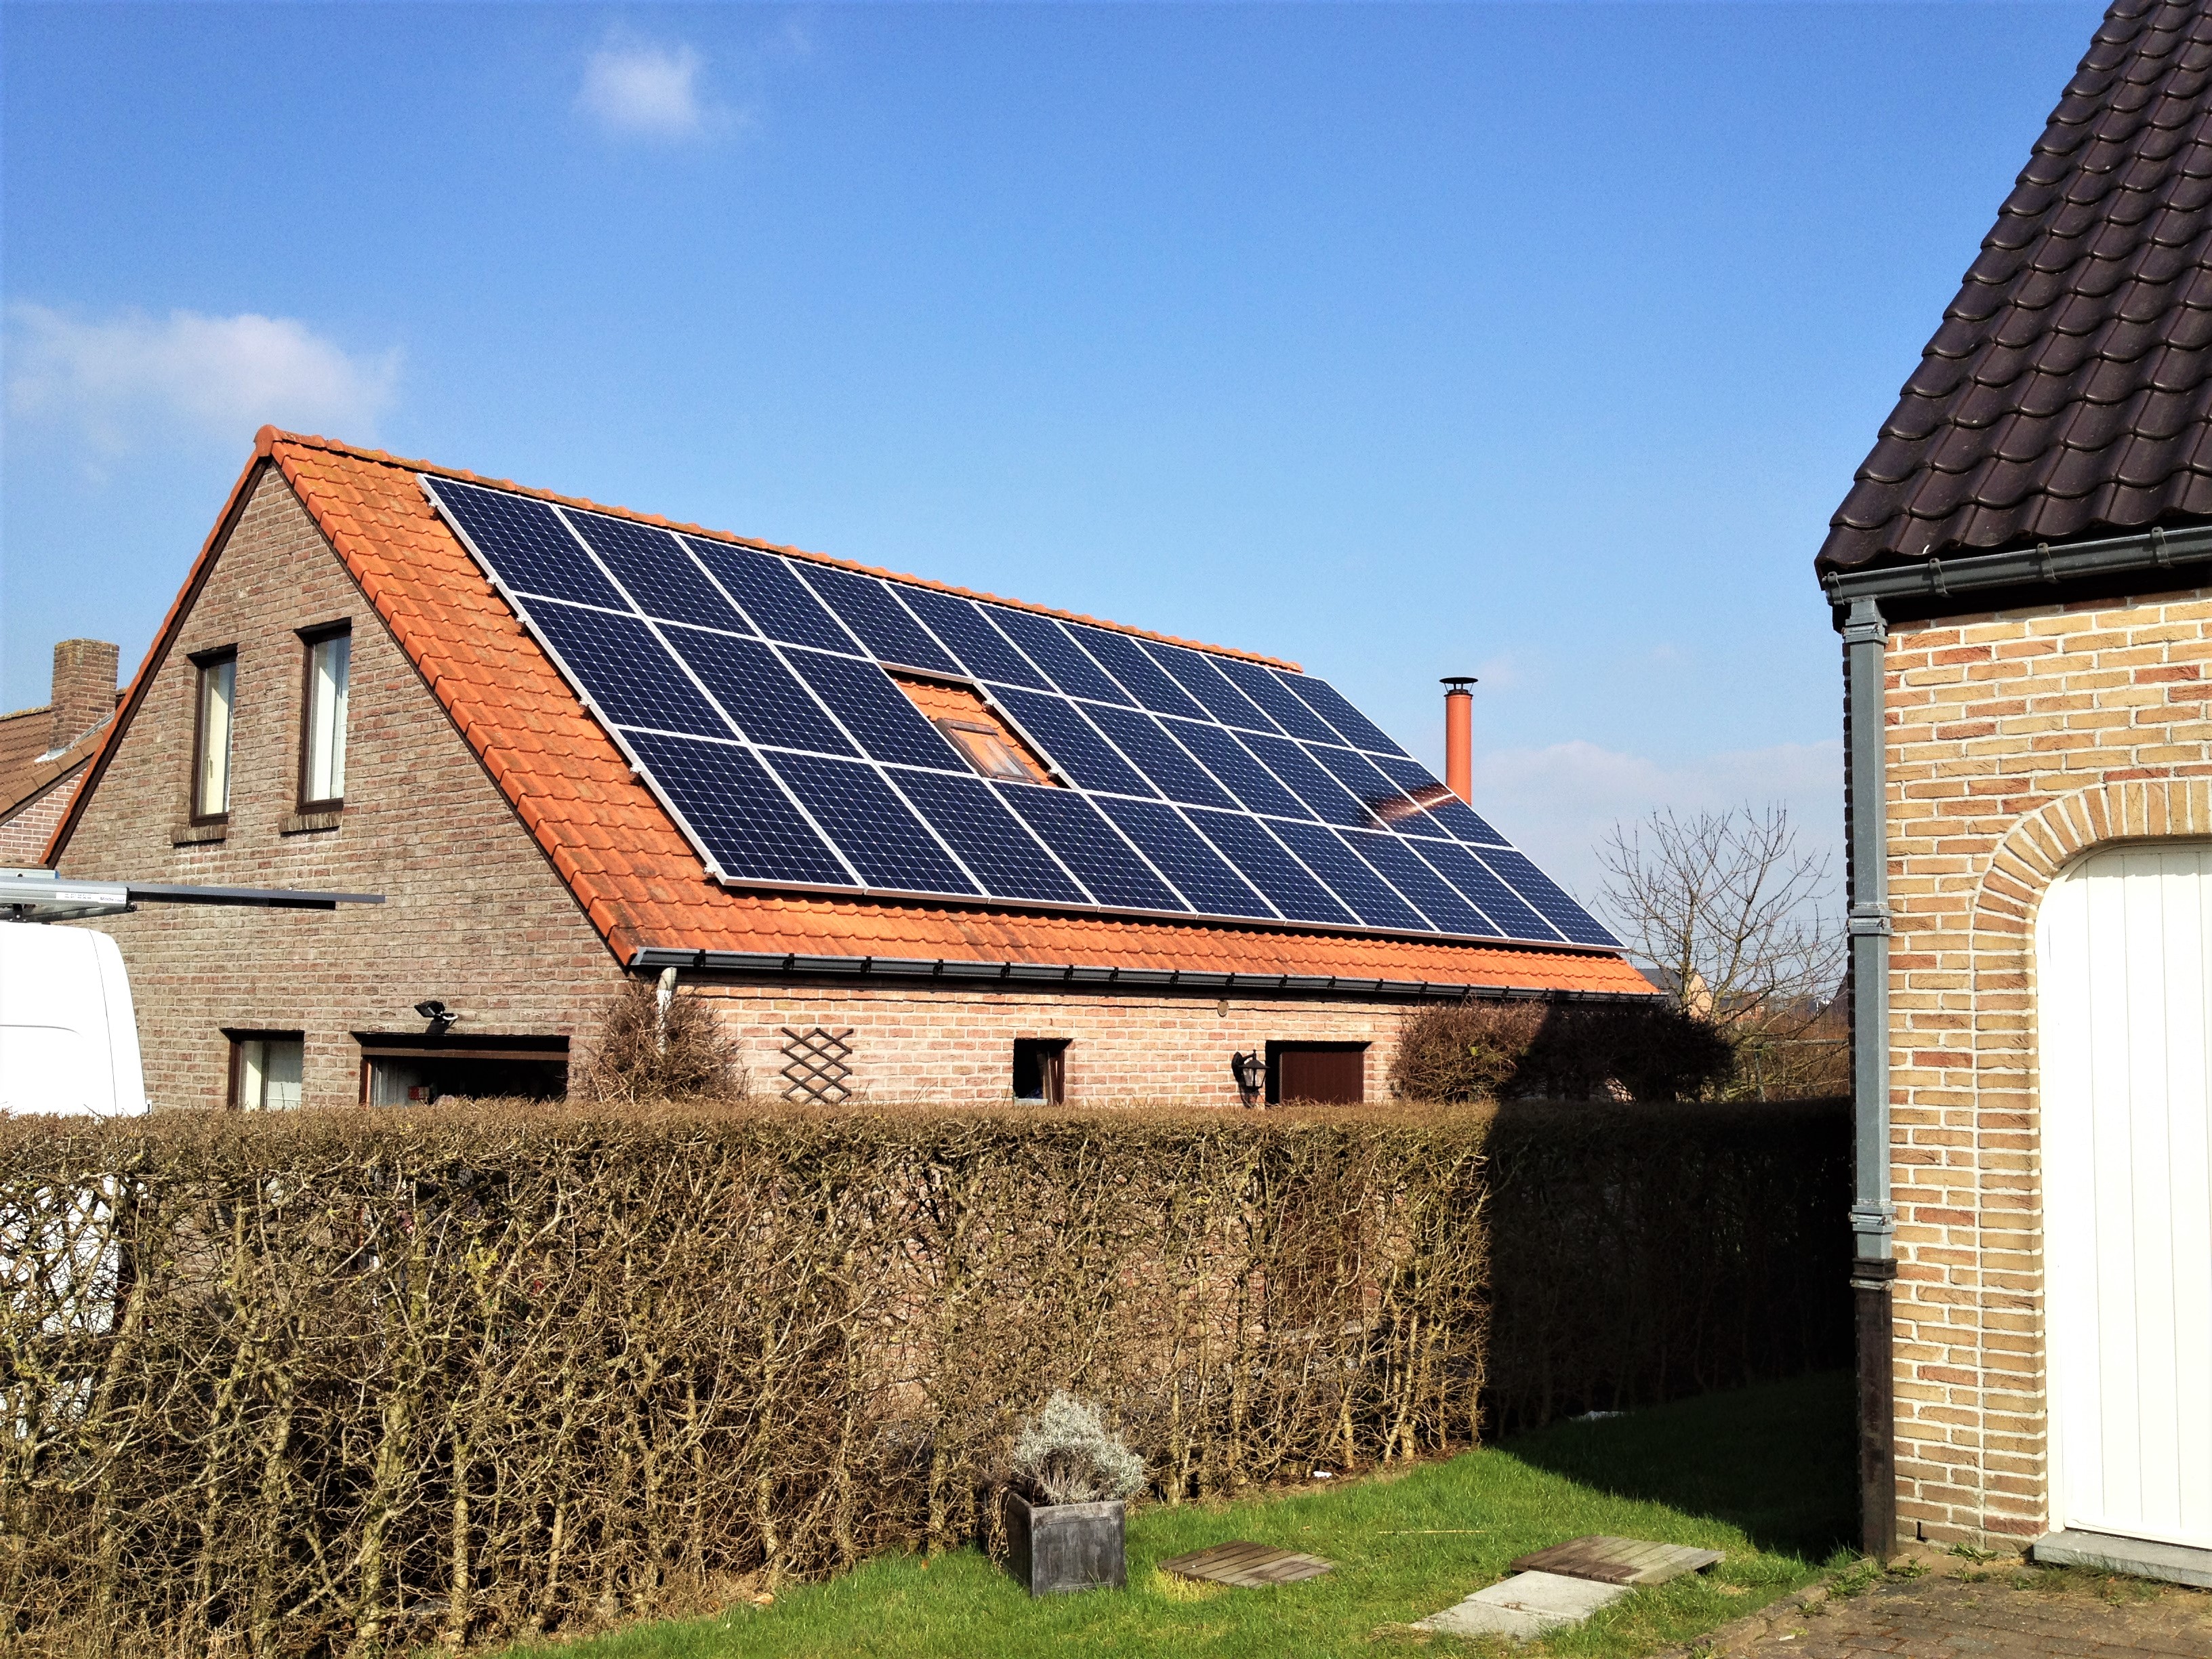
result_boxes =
[491,1372,1856,1659]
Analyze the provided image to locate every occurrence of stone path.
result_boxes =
[1654,1547,2212,1658]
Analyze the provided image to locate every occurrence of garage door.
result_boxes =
[2037,842,2212,1549]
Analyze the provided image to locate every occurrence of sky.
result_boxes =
[0,1,2107,903]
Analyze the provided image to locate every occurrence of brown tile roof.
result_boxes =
[1820,1,2212,573]
[54,430,1649,997]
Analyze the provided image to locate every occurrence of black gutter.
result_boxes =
[1823,521,2212,613]
[623,945,1658,1003]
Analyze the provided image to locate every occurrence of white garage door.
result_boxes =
[2038,842,2212,1548]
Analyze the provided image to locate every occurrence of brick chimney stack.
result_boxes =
[49,639,119,756]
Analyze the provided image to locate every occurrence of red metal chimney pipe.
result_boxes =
[1441,676,1477,804]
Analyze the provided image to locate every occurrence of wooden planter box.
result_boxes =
[1004,1492,1126,1596]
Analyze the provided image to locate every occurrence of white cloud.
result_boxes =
[5,304,399,453]
[578,37,718,140]
[1469,737,1845,909]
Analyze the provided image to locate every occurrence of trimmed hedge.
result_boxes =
[0,1097,1846,1655]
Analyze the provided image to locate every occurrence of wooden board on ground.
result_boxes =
[1158,1540,1334,1587]
[1507,1535,1722,1586]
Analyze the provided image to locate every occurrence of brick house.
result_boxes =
[48,428,1649,1113]
[0,639,119,866]
[1820,1,2212,1572]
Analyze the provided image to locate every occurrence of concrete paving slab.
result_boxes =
[1415,1570,1631,1640]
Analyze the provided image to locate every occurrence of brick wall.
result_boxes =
[693,979,1406,1106]
[0,767,83,865]
[1879,582,2212,1546]
[58,466,623,1110]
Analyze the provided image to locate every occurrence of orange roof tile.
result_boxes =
[56,430,1652,998]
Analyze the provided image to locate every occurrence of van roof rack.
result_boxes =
[0,867,384,923]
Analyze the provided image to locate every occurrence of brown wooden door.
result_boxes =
[1269,1043,1366,1105]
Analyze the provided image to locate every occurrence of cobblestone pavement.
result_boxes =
[1662,1547,2212,1658]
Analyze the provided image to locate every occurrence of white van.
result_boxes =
[0,924,146,1118]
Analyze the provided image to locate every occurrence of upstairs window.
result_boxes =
[938,718,1037,782]
[230,1032,304,1111]
[299,626,350,809]
[890,673,1057,785]
[190,649,237,822]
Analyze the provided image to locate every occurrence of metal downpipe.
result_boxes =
[1843,596,1898,1557]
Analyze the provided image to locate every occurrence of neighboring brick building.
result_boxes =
[0,639,120,866]
[1818,1,2212,1575]
[49,428,1650,1113]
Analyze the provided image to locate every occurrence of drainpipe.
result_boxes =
[1843,596,1897,1559]
[1441,677,1477,804]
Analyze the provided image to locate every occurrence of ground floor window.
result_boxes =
[1266,1041,1367,1105]
[1012,1038,1068,1104]
[228,1031,304,1110]
[356,1034,569,1106]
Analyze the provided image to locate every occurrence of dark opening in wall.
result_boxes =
[1012,1038,1068,1105]
[1266,1041,1367,1105]
[356,1033,569,1106]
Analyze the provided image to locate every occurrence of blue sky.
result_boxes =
[1,1,2104,897]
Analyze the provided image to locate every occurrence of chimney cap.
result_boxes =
[1439,676,1479,691]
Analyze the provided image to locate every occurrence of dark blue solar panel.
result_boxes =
[798,565,961,673]
[1096,798,1274,918]
[1185,811,1357,926]
[1279,671,1406,756]
[897,588,1050,689]
[1069,626,1208,718]
[993,689,1153,796]
[1475,847,1620,947]
[564,510,750,633]
[684,540,858,653]
[1143,644,1281,733]
[783,649,963,771]
[765,752,979,896]
[1164,720,1309,818]
[661,627,855,756]
[1212,657,1338,742]
[990,609,1131,704]
[1267,820,1431,933]
[434,480,627,609]
[998,784,1186,912]
[889,770,1086,903]
[1416,840,1560,943]
[621,732,849,885]
[1369,754,1509,844]
[1343,830,1499,936]
[1083,703,1237,808]
[1237,733,1370,827]
[1307,744,1424,824]
[527,603,729,737]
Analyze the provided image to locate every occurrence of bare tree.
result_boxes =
[1597,805,1846,1099]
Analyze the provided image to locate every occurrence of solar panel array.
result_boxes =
[422,476,1619,949]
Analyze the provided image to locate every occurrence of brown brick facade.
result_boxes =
[52,464,1443,1111]
[1879,582,2212,1546]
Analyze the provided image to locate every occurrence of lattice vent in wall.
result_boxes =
[780,1027,856,1103]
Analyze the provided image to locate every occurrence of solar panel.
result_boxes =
[898,588,1051,689]
[766,752,978,895]
[426,472,1620,954]
[1185,811,1356,926]
[890,770,1087,903]
[991,608,1131,704]
[1096,797,1274,918]
[798,565,962,674]
[992,689,1154,797]
[998,784,1185,912]
[685,539,858,654]
[1082,703,1237,809]
[567,512,750,633]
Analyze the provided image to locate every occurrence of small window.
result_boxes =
[356,1034,569,1107]
[229,1033,304,1111]
[937,718,1038,783]
[1265,1041,1367,1105]
[299,627,350,809]
[191,651,237,821]
[1012,1038,1068,1104]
